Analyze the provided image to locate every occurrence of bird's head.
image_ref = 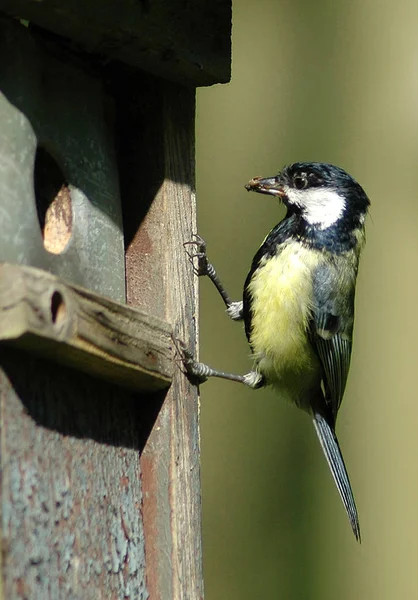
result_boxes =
[245,162,370,230]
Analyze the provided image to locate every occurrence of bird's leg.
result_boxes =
[177,340,264,389]
[182,235,252,387]
[184,234,243,321]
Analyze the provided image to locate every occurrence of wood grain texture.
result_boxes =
[0,346,159,599]
[0,263,173,392]
[0,1,231,86]
[0,17,126,302]
[0,21,206,596]
[0,23,165,598]
[117,73,203,598]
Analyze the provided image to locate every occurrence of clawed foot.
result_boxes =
[184,234,211,278]
[172,336,208,384]
[172,335,265,389]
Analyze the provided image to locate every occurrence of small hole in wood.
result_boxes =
[34,147,73,254]
[50,291,66,325]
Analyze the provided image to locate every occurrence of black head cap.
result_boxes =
[246,162,370,229]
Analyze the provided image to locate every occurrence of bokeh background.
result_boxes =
[196,1,418,598]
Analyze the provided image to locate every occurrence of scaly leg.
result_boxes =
[184,234,243,321]
[179,342,265,389]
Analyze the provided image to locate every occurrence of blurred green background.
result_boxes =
[196,0,418,598]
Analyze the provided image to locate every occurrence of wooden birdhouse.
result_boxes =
[0,2,231,597]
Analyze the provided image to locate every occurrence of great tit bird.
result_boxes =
[184,162,370,541]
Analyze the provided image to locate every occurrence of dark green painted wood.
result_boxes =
[0,17,125,302]
[0,12,204,600]
[0,0,231,86]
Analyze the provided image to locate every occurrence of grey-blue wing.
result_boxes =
[314,332,352,416]
[311,261,356,419]
[310,260,360,540]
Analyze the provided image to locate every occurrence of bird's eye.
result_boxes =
[294,174,308,190]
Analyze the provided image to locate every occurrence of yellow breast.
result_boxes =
[246,241,320,384]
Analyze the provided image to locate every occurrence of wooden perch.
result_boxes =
[0,262,173,391]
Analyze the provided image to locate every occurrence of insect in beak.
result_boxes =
[245,176,286,199]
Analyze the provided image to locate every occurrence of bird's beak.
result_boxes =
[244,176,286,198]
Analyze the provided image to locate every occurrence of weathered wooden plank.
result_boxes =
[0,16,126,302]
[0,18,162,598]
[0,15,206,598]
[0,262,173,392]
[0,1,231,86]
[116,73,203,598]
[0,12,208,598]
[0,346,157,600]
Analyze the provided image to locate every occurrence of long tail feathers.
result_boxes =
[313,413,361,542]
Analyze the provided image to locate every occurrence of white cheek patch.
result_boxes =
[283,185,346,229]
